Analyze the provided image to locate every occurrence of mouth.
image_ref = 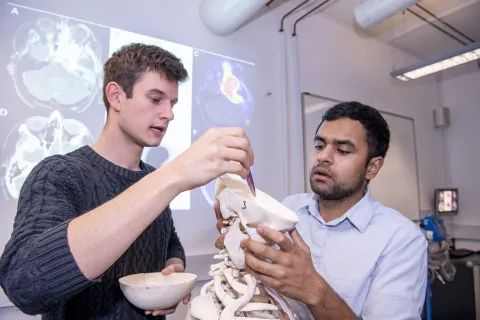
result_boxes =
[149,125,166,138]
[313,168,332,180]
[149,126,166,134]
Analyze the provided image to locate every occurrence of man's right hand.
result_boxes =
[214,202,228,249]
[169,127,254,192]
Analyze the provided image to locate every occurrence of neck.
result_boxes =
[318,188,366,223]
[91,121,143,171]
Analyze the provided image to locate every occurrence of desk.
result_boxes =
[425,254,480,320]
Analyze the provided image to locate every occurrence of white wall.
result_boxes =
[439,64,480,249]
[284,10,446,214]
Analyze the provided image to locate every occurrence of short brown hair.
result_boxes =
[102,43,189,110]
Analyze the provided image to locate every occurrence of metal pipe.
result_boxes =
[415,4,476,43]
[280,0,310,32]
[292,0,330,36]
[405,9,468,46]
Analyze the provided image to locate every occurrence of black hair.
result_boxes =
[315,101,390,161]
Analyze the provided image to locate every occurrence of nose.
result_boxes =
[162,103,175,121]
[317,146,333,165]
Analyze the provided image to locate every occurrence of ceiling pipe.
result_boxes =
[354,0,422,28]
[199,0,271,36]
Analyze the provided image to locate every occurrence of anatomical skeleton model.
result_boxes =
[186,176,300,320]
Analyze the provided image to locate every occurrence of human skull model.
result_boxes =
[185,176,300,320]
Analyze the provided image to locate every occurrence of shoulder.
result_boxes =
[281,193,314,211]
[370,201,427,251]
[19,154,85,196]
[26,154,83,181]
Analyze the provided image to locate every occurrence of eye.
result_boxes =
[314,144,325,150]
[150,97,161,104]
[338,149,351,155]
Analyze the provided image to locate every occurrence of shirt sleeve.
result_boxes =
[0,156,100,315]
[361,227,428,320]
[166,207,186,268]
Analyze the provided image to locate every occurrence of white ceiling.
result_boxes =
[305,0,480,70]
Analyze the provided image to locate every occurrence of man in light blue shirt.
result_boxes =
[215,101,428,319]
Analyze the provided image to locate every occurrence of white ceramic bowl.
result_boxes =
[119,272,197,310]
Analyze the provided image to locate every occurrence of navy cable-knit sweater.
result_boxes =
[0,146,186,320]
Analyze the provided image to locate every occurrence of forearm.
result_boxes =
[306,276,358,320]
[68,164,183,280]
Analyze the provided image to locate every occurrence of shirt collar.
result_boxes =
[302,188,375,233]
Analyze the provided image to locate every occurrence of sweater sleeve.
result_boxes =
[0,156,100,315]
[166,207,186,268]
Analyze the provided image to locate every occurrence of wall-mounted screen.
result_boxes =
[435,188,458,215]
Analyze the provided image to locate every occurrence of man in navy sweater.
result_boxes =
[0,43,254,320]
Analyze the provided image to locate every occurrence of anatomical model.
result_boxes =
[186,176,300,320]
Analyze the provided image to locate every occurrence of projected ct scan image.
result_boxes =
[2,110,94,201]
[0,6,109,209]
[0,2,258,232]
[7,15,104,112]
[191,50,256,209]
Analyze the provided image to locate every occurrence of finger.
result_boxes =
[289,228,309,251]
[248,269,282,292]
[215,234,226,249]
[216,215,232,233]
[214,202,221,220]
[183,294,191,304]
[222,148,250,171]
[257,227,295,253]
[241,238,284,264]
[221,135,251,163]
[221,160,249,179]
[151,308,176,316]
[161,265,176,275]
[244,250,285,279]
[222,135,254,167]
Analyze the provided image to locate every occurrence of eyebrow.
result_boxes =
[148,89,178,104]
[314,135,357,150]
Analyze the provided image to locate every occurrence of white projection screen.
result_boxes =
[0,3,258,263]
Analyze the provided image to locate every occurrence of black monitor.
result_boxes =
[435,188,458,215]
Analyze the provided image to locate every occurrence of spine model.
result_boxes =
[186,176,299,320]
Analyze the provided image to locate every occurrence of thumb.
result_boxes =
[161,264,177,275]
[214,202,222,220]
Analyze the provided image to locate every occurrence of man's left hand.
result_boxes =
[241,226,324,306]
[144,263,191,316]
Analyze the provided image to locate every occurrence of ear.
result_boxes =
[365,156,384,180]
[105,82,123,112]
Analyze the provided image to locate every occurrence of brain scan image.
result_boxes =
[1,110,94,200]
[191,51,256,209]
[6,16,103,112]
[195,58,254,128]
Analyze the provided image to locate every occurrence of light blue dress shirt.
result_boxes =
[281,188,428,320]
